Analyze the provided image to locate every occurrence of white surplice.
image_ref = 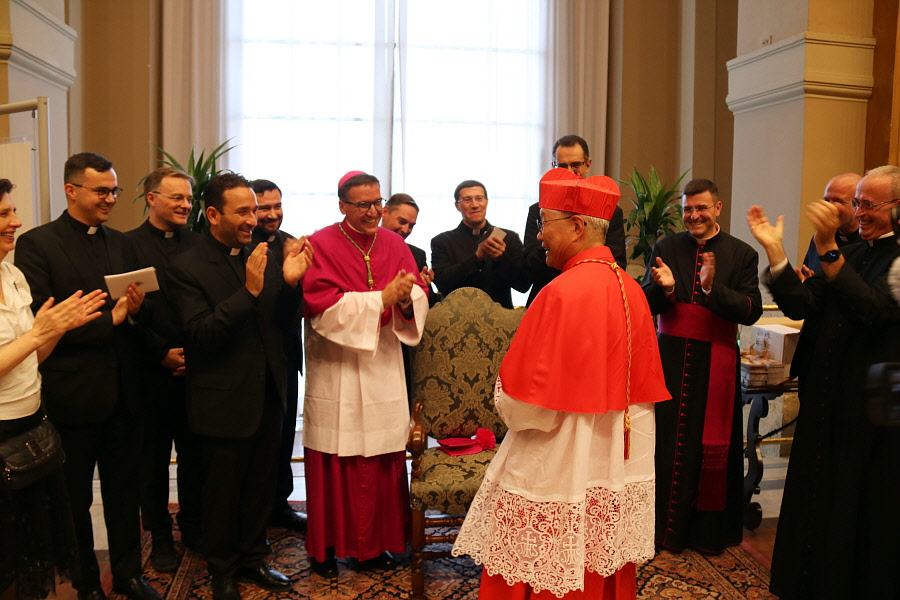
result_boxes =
[303,285,426,457]
[452,383,657,597]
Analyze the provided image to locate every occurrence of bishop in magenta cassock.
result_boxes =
[301,171,428,577]
[453,168,670,599]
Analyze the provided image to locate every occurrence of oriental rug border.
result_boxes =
[113,503,776,599]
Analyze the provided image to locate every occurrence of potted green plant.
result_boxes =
[622,166,689,282]
[136,140,235,233]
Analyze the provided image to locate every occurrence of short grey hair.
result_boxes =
[545,209,609,243]
[864,165,900,199]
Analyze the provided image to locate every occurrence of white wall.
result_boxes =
[7,0,76,223]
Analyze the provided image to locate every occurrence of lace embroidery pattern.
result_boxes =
[452,478,655,598]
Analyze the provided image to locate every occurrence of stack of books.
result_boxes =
[740,354,769,388]
[740,350,786,388]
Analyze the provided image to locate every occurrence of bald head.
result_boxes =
[824,172,861,235]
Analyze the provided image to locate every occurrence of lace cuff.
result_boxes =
[452,478,655,598]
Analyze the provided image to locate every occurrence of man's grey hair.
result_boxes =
[864,165,900,199]
[546,209,609,243]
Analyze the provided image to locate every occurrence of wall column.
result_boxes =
[728,1,875,264]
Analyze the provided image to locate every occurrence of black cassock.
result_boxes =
[642,230,762,553]
[766,236,900,600]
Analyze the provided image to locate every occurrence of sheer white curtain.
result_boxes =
[167,0,611,306]
[221,0,550,284]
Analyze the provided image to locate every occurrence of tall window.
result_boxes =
[228,0,549,306]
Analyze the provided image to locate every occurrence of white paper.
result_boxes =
[104,266,159,299]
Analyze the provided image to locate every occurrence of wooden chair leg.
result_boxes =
[411,508,426,599]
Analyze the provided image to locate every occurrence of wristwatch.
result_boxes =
[818,249,841,263]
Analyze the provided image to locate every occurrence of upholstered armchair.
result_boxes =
[406,287,525,599]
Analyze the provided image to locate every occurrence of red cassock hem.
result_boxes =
[478,563,637,600]
[303,448,410,562]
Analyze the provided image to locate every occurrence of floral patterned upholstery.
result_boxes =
[410,446,498,514]
[413,287,522,439]
[406,287,524,598]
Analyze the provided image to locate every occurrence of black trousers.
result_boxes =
[273,371,299,510]
[57,404,142,590]
[139,375,203,541]
[200,376,282,576]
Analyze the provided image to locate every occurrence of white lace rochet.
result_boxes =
[452,478,655,598]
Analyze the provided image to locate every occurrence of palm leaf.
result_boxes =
[621,166,690,282]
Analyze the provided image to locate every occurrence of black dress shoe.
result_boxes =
[235,565,291,592]
[309,557,339,579]
[269,505,307,532]
[355,552,399,571]
[210,575,241,600]
[112,576,162,600]
[76,589,107,600]
[150,531,180,573]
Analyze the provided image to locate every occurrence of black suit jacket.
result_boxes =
[522,202,627,306]
[15,211,144,426]
[167,235,300,438]
[126,221,202,405]
[801,230,862,274]
[251,228,303,374]
[126,221,202,367]
[408,243,439,307]
[251,229,294,265]
[431,221,530,309]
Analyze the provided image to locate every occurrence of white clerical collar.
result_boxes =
[869,231,896,246]
[267,234,276,242]
[164,231,175,239]
[87,226,99,235]
[692,223,720,245]
[229,248,241,256]
[344,221,365,234]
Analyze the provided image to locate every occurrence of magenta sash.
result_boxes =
[658,302,737,511]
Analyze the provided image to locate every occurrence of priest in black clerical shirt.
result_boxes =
[127,167,203,572]
[747,165,900,600]
[167,173,311,600]
[248,178,307,534]
[431,179,529,309]
[15,152,158,600]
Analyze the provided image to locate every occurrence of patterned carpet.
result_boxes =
[130,504,776,599]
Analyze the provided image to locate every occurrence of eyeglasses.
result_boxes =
[342,198,384,212]
[71,183,122,199]
[537,215,573,233]
[552,161,586,170]
[682,205,713,215]
[153,191,193,204]
[851,198,899,213]
[456,196,487,205]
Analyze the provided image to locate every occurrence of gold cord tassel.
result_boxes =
[571,258,633,460]
[623,406,631,460]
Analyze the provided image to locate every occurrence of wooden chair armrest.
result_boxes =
[407,398,426,456]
